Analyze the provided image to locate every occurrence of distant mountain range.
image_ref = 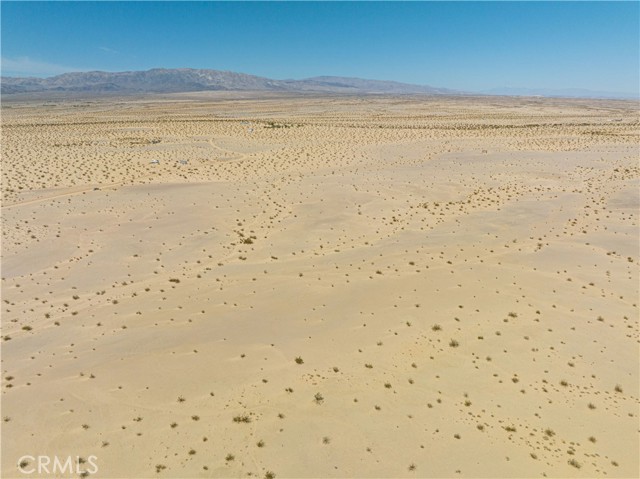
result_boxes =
[0,68,455,95]
[2,68,636,99]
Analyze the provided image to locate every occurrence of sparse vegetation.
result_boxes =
[3,88,637,479]
[233,414,251,423]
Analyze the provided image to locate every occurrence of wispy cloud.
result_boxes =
[99,46,119,54]
[1,56,83,77]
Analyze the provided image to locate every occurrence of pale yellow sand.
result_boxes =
[1,94,638,478]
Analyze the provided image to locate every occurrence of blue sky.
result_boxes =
[1,1,638,94]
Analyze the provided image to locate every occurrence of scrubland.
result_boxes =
[2,93,638,478]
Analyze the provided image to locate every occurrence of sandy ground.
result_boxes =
[1,93,638,479]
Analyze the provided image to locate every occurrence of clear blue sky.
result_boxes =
[2,1,639,94]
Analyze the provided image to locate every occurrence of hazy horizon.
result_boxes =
[2,65,638,100]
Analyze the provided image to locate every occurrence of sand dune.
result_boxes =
[1,94,638,478]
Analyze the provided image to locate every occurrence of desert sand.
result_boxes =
[1,93,638,478]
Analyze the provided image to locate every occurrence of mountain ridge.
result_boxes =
[3,68,634,99]
[0,68,455,95]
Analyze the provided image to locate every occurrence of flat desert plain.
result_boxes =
[1,93,639,478]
